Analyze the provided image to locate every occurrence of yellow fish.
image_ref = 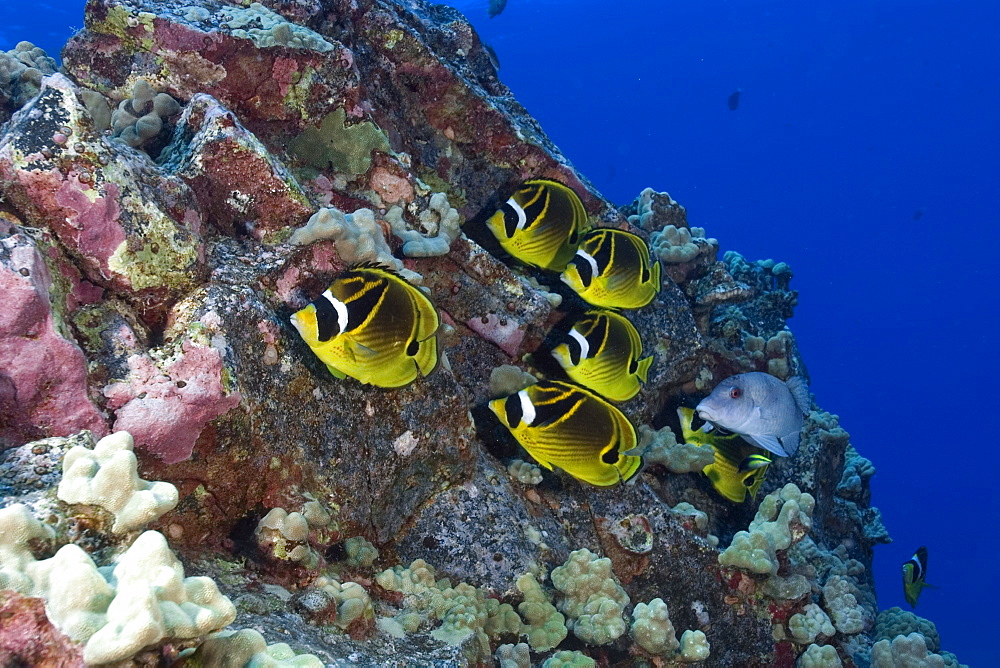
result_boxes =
[486,179,590,271]
[560,228,661,309]
[550,309,653,402]
[290,264,439,388]
[678,407,771,503]
[488,380,642,486]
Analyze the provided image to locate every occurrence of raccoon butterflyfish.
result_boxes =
[289,264,439,388]
[550,309,653,402]
[678,406,771,503]
[902,546,935,607]
[488,380,642,486]
[485,179,590,272]
[560,228,661,309]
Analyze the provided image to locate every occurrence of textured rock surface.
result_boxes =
[0,0,895,665]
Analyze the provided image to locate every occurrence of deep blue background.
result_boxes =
[4,0,998,663]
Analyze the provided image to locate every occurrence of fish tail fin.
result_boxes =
[636,355,653,383]
[618,453,645,484]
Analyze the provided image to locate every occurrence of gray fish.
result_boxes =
[489,0,507,18]
[695,372,810,457]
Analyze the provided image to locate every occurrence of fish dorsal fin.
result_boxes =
[635,355,653,383]
[785,376,811,415]
[741,433,789,457]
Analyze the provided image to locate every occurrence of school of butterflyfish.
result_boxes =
[290,178,776,497]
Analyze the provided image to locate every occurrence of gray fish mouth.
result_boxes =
[695,405,715,422]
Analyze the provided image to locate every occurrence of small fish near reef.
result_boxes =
[902,546,935,607]
[290,264,439,388]
[486,178,590,272]
[560,228,662,309]
[488,380,642,486]
[678,407,771,503]
[728,89,742,110]
[489,0,508,18]
[696,372,810,457]
[550,309,652,402]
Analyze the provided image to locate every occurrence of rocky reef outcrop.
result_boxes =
[0,0,944,666]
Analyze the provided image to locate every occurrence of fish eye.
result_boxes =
[602,443,620,464]
[729,387,742,399]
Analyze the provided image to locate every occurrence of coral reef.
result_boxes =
[0,42,57,123]
[0,0,925,664]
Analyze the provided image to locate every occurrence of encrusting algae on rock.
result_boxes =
[0,0,951,663]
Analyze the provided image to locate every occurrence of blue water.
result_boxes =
[5,0,998,663]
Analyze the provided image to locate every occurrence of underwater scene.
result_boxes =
[0,0,996,665]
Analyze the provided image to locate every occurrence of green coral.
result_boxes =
[343,536,379,568]
[542,650,596,667]
[719,483,815,576]
[636,424,714,473]
[182,628,324,667]
[796,643,842,668]
[788,604,835,644]
[516,572,567,651]
[631,598,680,655]
[870,633,946,668]
[678,630,711,662]
[376,559,521,661]
[289,107,390,174]
[551,548,629,645]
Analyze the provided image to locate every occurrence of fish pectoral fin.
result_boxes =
[325,364,347,379]
[778,431,801,455]
[347,339,379,359]
[529,455,555,472]
[741,433,789,457]
[635,355,653,383]
[650,259,662,292]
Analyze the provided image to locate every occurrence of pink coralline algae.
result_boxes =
[103,340,242,464]
[467,313,526,358]
[0,221,109,446]
[43,170,125,280]
[0,592,84,666]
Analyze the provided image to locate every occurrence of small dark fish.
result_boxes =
[913,207,927,221]
[489,0,508,18]
[484,43,501,70]
[728,89,742,111]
